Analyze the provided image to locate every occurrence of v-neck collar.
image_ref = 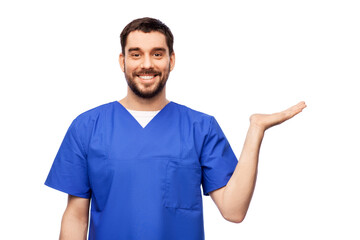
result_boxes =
[114,100,173,130]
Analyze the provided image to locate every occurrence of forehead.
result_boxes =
[125,30,168,52]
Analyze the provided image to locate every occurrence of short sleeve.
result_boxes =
[44,118,91,198]
[200,116,238,196]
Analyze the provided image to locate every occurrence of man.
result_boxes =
[45,17,306,240]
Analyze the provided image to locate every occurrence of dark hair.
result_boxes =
[120,17,174,55]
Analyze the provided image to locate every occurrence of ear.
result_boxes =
[119,53,125,72]
[169,52,175,71]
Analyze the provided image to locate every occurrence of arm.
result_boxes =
[59,195,90,240]
[210,101,307,223]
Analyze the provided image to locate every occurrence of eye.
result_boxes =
[131,53,141,58]
[154,53,163,57]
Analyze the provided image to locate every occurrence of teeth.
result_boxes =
[139,75,155,80]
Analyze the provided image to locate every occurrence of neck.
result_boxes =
[119,87,169,111]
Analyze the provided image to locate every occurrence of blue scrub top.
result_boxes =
[45,101,238,240]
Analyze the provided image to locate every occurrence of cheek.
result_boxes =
[124,61,137,72]
[158,60,171,70]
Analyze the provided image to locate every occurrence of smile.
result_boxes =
[138,75,158,80]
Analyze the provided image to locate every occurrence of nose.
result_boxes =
[140,54,153,69]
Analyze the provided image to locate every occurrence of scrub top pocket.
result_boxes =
[163,160,202,210]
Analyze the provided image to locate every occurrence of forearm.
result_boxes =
[59,209,89,240]
[222,124,264,222]
[219,102,306,223]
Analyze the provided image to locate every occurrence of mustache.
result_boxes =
[133,70,162,76]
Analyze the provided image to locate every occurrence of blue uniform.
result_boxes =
[45,101,238,240]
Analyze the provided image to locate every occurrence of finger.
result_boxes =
[289,101,306,112]
[295,101,307,114]
[295,101,307,110]
[283,101,307,119]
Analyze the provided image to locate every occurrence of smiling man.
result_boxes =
[45,17,306,240]
[120,29,174,104]
[120,30,174,100]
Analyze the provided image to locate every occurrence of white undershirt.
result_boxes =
[127,109,161,128]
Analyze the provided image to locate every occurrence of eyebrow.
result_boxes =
[127,47,167,52]
[153,48,166,52]
[128,47,140,52]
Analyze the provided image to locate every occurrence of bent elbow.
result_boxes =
[224,213,246,224]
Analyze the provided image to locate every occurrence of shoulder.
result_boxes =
[73,101,115,123]
[172,102,214,122]
[66,101,116,150]
[171,102,215,134]
[69,101,116,132]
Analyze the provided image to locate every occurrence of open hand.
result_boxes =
[250,101,307,131]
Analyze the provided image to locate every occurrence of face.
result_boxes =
[119,31,175,99]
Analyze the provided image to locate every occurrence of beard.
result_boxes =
[124,64,171,99]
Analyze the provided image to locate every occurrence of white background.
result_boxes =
[1,0,359,239]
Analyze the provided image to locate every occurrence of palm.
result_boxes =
[250,101,307,131]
